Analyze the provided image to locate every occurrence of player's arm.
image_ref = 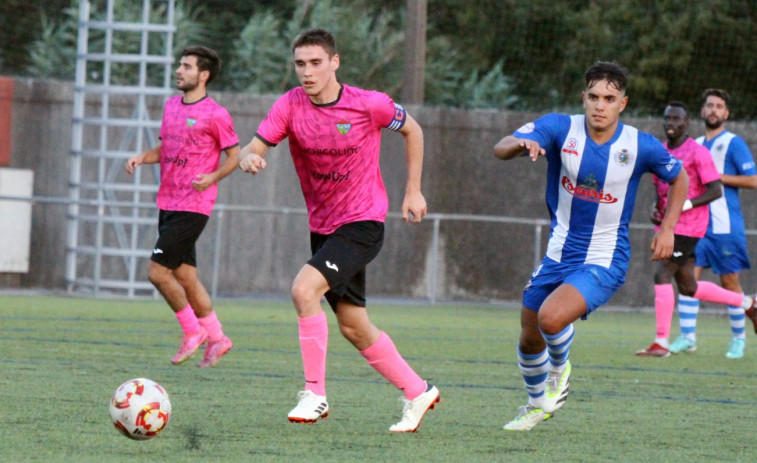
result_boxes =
[192,145,241,192]
[720,173,757,189]
[398,113,427,223]
[650,168,689,261]
[688,179,723,209]
[493,135,545,162]
[125,144,161,174]
[238,137,271,175]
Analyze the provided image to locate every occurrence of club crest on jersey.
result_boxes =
[613,148,633,166]
[561,174,618,204]
[336,119,352,134]
[186,118,197,127]
[562,138,580,156]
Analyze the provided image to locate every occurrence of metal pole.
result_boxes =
[402,0,427,104]
[211,208,225,300]
[428,216,440,304]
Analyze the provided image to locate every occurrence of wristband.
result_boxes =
[682,199,693,211]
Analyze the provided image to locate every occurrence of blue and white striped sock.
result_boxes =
[542,323,574,372]
[728,305,746,340]
[517,348,549,406]
[678,295,699,341]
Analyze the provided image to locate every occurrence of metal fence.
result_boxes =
[8,193,757,304]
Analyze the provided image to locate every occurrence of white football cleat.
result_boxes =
[389,383,440,432]
[288,390,329,423]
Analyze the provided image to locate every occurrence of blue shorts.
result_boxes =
[695,233,751,275]
[522,257,626,318]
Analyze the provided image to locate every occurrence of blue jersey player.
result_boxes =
[667,88,757,359]
[493,61,690,431]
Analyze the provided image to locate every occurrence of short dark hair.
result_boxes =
[585,61,628,93]
[666,100,688,114]
[181,45,221,84]
[701,88,730,108]
[291,28,337,57]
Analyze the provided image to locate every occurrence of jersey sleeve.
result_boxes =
[512,113,566,157]
[368,91,406,131]
[642,133,682,183]
[255,92,293,146]
[211,105,239,150]
[695,145,721,184]
[729,136,757,175]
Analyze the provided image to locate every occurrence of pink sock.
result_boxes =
[175,305,201,336]
[198,311,225,343]
[655,284,675,340]
[298,312,328,396]
[693,281,744,308]
[360,332,426,400]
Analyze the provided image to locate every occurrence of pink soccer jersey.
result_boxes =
[156,95,239,216]
[256,84,407,234]
[654,137,720,238]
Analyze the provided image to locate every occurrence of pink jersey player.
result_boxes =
[157,95,239,216]
[238,28,436,433]
[653,137,720,238]
[125,46,240,369]
[256,84,405,234]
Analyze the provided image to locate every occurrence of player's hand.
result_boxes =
[402,190,427,223]
[124,155,142,175]
[520,140,546,162]
[239,153,267,175]
[192,173,216,192]
[650,229,674,261]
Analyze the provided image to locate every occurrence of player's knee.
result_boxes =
[653,272,669,285]
[519,335,546,354]
[291,280,317,306]
[338,323,359,342]
[537,311,565,337]
[678,282,697,297]
[147,264,170,287]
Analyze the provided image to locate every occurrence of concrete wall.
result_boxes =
[3,77,757,306]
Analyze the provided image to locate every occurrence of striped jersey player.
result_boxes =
[494,61,689,431]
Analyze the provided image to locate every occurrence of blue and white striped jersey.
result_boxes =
[695,131,756,236]
[514,113,682,271]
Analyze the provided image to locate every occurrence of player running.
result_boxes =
[238,28,439,432]
[493,61,689,431]
[125,46,238,368]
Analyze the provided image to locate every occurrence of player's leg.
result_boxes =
[163,211,230,368]
[538,283,583,414]
[540,263,624,414]
[331,300,439,432]
[173,263,232,367]
[148,259,189,312]
[708,234,754,351]
[148,211,208,364]
[667,257,698,354]
[503,306,551,431]
[637,259,676,356]
[287,263,331,423]
[720,272,748,358]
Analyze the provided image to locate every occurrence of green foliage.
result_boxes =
[25,8,78,80]
[20,0,516,109]
[226,11,288,94]
[12,0,757,114]
[2,295,757,461]
[25,0,207,86]
[429,0,757,117]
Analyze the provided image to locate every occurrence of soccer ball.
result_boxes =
[109,378,171,440]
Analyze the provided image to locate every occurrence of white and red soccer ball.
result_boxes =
[109,378,171,440]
